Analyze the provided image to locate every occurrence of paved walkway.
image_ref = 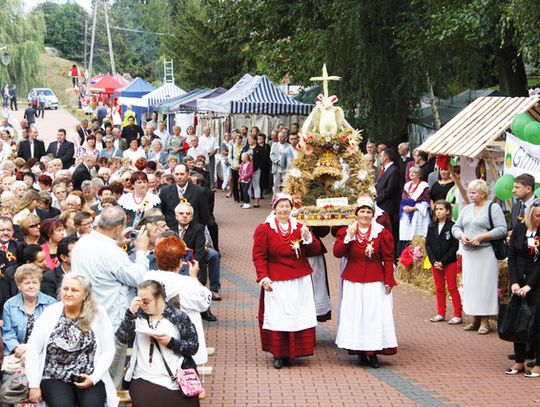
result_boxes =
[203,192,538,407]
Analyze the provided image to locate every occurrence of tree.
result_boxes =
[0,0,45,94]
[33,2,87,61]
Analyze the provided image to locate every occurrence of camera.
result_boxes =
[184,248,194,261]
[129,229,139,239]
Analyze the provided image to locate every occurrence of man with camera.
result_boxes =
[71,206,150,387]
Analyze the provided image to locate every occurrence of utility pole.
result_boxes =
[88,0,98,81]
[84,18,88,73]
[103,2,116,75]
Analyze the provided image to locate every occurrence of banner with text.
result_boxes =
[504,132,540,182]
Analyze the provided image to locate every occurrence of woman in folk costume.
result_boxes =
[252,193,321,369]
[334,196,398,368]
[398,166,431,255]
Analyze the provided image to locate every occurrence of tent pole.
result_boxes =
[104,2,116,75]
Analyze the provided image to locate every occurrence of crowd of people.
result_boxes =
[0,100,538,407]
[252,140,540,379]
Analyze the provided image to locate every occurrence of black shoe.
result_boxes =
[507,353,516,360]
[201,310,217,322]
[528,361,536,368]
[273,358,283,369]
[282,357,291,366]
[368,355,380,368]
[358,354,369,366]
[211,290,222,301]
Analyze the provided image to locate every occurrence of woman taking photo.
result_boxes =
[452,179,507,334]
[118,171,161,227]
[40,217,66,270]
[506,200,540,377]
[26,274,117,406]
[333,196,397,368]
[145,235,212,365]
[116,280,200,407]
[398,166,431,255]
[252,193,321,369]
[2,264,56,358]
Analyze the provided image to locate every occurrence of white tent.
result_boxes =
[197,74,254,112]
[142,83,186,108]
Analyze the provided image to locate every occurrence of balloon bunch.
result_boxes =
[494,174,514,200]
[511,113,540,145]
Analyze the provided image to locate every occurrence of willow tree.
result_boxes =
[0,0,45,94]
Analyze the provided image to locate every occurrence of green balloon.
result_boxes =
[511,113,533,139]
[524,121,540,144]
[452,204,459,221]
[535,187,540,198]
[494,174,514,200]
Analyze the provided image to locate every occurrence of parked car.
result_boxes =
[27,88,59,109]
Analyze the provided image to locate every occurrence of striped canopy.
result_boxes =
[198,74,313,116]
[142,83,186,108]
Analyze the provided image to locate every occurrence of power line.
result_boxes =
[109,26,167,36]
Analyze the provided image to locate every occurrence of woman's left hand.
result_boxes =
[385,286,392,295]
[73,374,94,389]
[151,334,171,346]
[300,225,310,241]
[470,235,483,246]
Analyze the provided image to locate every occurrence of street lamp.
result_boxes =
[0,46,9,66]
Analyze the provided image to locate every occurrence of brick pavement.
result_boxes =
[203,191,540,407]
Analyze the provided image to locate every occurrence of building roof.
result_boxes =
[418,96,540,158]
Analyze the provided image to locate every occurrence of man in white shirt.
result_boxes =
[71,206,150,386]
[187,135,208,163]
[154,120,170,148]
[198,127,218,189]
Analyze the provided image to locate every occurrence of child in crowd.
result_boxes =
[425,200,462,324]
[239,152,253,209]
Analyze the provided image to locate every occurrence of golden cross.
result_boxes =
[310,64,341,98]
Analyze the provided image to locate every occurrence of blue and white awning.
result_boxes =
[143,83,186,108]
[198,74,312,116]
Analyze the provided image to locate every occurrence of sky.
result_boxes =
[24,0,92,13]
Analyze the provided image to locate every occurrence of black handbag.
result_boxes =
[488,202,508,260]
[498,295,536,343]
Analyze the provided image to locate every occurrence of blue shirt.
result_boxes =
[2,292,56,353]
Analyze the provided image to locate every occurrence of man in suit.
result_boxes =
[397,142,413,184]
[23,103,36,126]
[175,202,217,321]
[112,127,127,151]
[159,164,210,231]
[17,126,46,161]
[72,152,96,191]
[375,148,401,245]
[41,236,78,298]
[510,173,535,230]
[77,119,90,144]
[46,128,75,169]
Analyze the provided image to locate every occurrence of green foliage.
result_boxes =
[0,0,45,94]
[33,1,87,61]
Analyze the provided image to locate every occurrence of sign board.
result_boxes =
[316,197,349,207]
[504,132,540,182]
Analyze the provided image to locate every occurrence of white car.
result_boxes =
[27,88,59,109]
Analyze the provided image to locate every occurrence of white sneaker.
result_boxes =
[430,315,445,322]
[242,204,252,209]
[448,317,462,325]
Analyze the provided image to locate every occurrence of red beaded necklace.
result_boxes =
[408,181,421,196]
[275,218,292,244]
[355,224,372,246]
[133,191,147,205]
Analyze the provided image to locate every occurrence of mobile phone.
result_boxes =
[71,374,84,383]
[184,248,194,261]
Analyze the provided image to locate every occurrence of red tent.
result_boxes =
[88,74,123,94]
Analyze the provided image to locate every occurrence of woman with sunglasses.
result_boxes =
[18,213,46,246]
[506,199,540,377]
[116,280,200,406]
